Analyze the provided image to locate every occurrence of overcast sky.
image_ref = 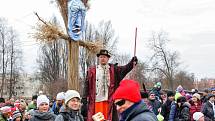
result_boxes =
[0,0,215,79]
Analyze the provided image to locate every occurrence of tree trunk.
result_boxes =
[169,78,174,91]
[68,41,79,91]
[1,33,5,97]
[9,42,14,99]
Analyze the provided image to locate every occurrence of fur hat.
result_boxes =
[65,90,81,104]
[113,80,141,103]
[56,92,65,100]
[192,93,201,100]
[96,49,111,58]
[36,95,49,107]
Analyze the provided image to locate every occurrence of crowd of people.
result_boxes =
[0,49,215,121]
[140,82,215,121]
[0,81,214,121]
[0,89,84,121]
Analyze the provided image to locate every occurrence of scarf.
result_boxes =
[95,64,110,102]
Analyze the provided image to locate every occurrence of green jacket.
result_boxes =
[28,103,37,111]
[0,115,6,121]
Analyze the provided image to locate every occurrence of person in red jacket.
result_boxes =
[189,93,202,121]
[83,49,138,121]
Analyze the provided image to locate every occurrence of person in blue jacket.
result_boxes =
[51,92,65,115]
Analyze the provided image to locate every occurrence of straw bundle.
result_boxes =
[33,13,102,54]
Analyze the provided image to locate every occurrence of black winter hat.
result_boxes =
[167,91,175,97]
[0,98,5,103]
[207,94,215,100]
[140,91,149,98]
[32,95,38,100]
[177,96,187,103]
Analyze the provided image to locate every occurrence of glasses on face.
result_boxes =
[114,99,126,106]
[150,94,155,96]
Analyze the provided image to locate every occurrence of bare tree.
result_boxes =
[37,39,68,96]
[96,20,118,53]
[0,18,13,97]
[0,18,7,97]
[174,71,195,90]
[111,53,130,65]
[147,31,180,90]
[112,53,147,89]
[36,17,68,96]
[0,18,23,98]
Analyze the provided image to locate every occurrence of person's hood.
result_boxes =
[34,110,56,120]
[124,100,153,121]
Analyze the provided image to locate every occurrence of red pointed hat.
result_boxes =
[112,79,141,103]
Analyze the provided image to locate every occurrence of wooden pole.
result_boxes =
[132,28,137,80]
[134,27,137,56]
[68,41,80,91]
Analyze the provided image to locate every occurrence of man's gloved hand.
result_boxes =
[132,56,138,65]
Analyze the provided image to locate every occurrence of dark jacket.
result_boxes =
[120,101,158,121]
[84,57,136,121]
[149,99,161,115]
[201,101,215,121]
[29,110,56,121]
[201,96,207,104]
[169,101,176,121]
[174,102,190,121]
[161,99,172,121]
[55,109,84,121]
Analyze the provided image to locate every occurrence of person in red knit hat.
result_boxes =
[112,79,158,121]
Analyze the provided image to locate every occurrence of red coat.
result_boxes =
[189,101,202,121]
[84,59,135,121]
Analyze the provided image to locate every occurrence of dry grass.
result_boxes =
[33,22,66,42]
[33,19,102,54]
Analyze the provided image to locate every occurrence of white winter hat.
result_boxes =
[56,92,65,100]
[65,90,81,104]
[193,112,204,121]
[193,93,201,100]
[37,95,49,107]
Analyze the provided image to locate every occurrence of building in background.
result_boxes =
[0,73,40,98]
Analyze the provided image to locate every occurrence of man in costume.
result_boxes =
[83,49,138,121]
